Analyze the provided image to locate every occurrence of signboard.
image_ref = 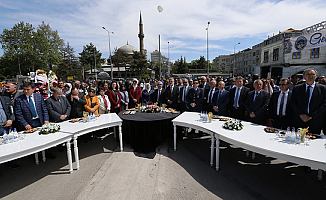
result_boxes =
[284,28,326,54]
[67,76,74,81]
[162,72,169,75]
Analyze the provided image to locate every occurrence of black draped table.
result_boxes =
[118,111,180,152]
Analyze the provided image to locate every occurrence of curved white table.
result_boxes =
[0,131,73,173]
[172,112,326,180]
[58,113,123,170]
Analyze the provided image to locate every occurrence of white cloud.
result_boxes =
[1,0,326,61]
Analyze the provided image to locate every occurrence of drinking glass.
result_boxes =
[304,135,310,146]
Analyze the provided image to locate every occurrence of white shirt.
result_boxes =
[182,86,188,102]
[234,86,242,108]
[276,90,289,116]
[207,88,216,103]
[26,94,39,119]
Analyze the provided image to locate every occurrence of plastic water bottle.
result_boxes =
[8,129,14,143]
[295,128,301,144]
[285,127,291,141]
[291,127,296,143]
[13,128,19,142]
[3,130,8,144]
[200,111,203,121]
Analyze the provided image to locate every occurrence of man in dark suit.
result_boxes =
[66,87,87,119]
[245,80,270,125]
[203,80,217,112]
[291,68,326,134]
[199,76,210,94]
[213,81,230,116]
[228,76,250,120]
[46,87,71,122]
[268,78,292,130]
[151,81,166,106]
[179,79,192,113]
[0,96,15,135]
[14,82,49,131]
[186,79,204,112]
[165,78,179,110]
[3,82,23,105]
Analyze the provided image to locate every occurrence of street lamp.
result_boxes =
[102,27,114,81]
[167,41,170,75]
[206,22,210,78]
[233,42,240,77]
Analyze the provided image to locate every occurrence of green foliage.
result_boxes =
[0,21,64,77]
[171,56,189,74]
[78,42,104,74]
[190,56,207,69]
[54,42,82,79]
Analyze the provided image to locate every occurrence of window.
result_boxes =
[264,51,269,63]
[273,48,279,61]
[311,48,320,58]
[253,52,255,56]
[292,52,301,59]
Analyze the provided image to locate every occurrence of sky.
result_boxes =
[1,0,326,63]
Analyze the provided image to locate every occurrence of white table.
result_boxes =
[172,112,326,180]
[0,131,74,173]
[58,113,123,170]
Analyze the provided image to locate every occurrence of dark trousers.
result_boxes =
[230,107,246,120]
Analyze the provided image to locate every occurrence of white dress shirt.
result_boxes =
[276,90,289,116]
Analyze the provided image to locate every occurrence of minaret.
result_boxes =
[138,11,145,55]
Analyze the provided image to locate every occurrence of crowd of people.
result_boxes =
[0,68,325,169]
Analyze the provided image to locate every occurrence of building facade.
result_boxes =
[260,28,302,79]
[213,55,233,73]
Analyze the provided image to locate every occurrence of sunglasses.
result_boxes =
[279,84,289,86]
[194,82,199,84]
[158,84,163,85]
[35,90,40,92]
[89,91,95,93]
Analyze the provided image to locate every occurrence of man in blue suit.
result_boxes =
[213,81,230,116]
[186,79,204,112]
[14,82,49,131]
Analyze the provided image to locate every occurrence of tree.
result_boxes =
[0,21,64,77]
[54,42,81,78]
[190,56,207,69]
[37,21,64,69]
[78,42,104,74]
[131,51,149,75]
[111,48,131,67]
[171,56,189,75]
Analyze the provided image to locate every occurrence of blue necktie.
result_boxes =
[254,92,258,102]
[306,86,312,114]
[158,90,161,101]
[29,96,37,118]
[234,88,240,108]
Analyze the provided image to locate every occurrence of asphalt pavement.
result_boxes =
[0,131,325,200]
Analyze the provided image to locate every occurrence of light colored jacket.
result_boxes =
[97,95,111,114]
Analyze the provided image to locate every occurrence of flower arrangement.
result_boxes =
[222,119,243,131]
[140,105,161,113]
[39,123,61,135]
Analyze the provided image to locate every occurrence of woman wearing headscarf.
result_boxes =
[97,87,111,114]
[40,86,49,100]
[84,87,100,115]
[129,79,142,108]
[107,81,121,113]
[120,84,129,111]
[62,83,72,97]
[141,83,153,104]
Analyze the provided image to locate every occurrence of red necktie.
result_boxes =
[171,86,173,94]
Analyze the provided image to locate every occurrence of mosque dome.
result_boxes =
[119,42,138,55]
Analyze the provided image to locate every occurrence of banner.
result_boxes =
[284,28,326,54]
